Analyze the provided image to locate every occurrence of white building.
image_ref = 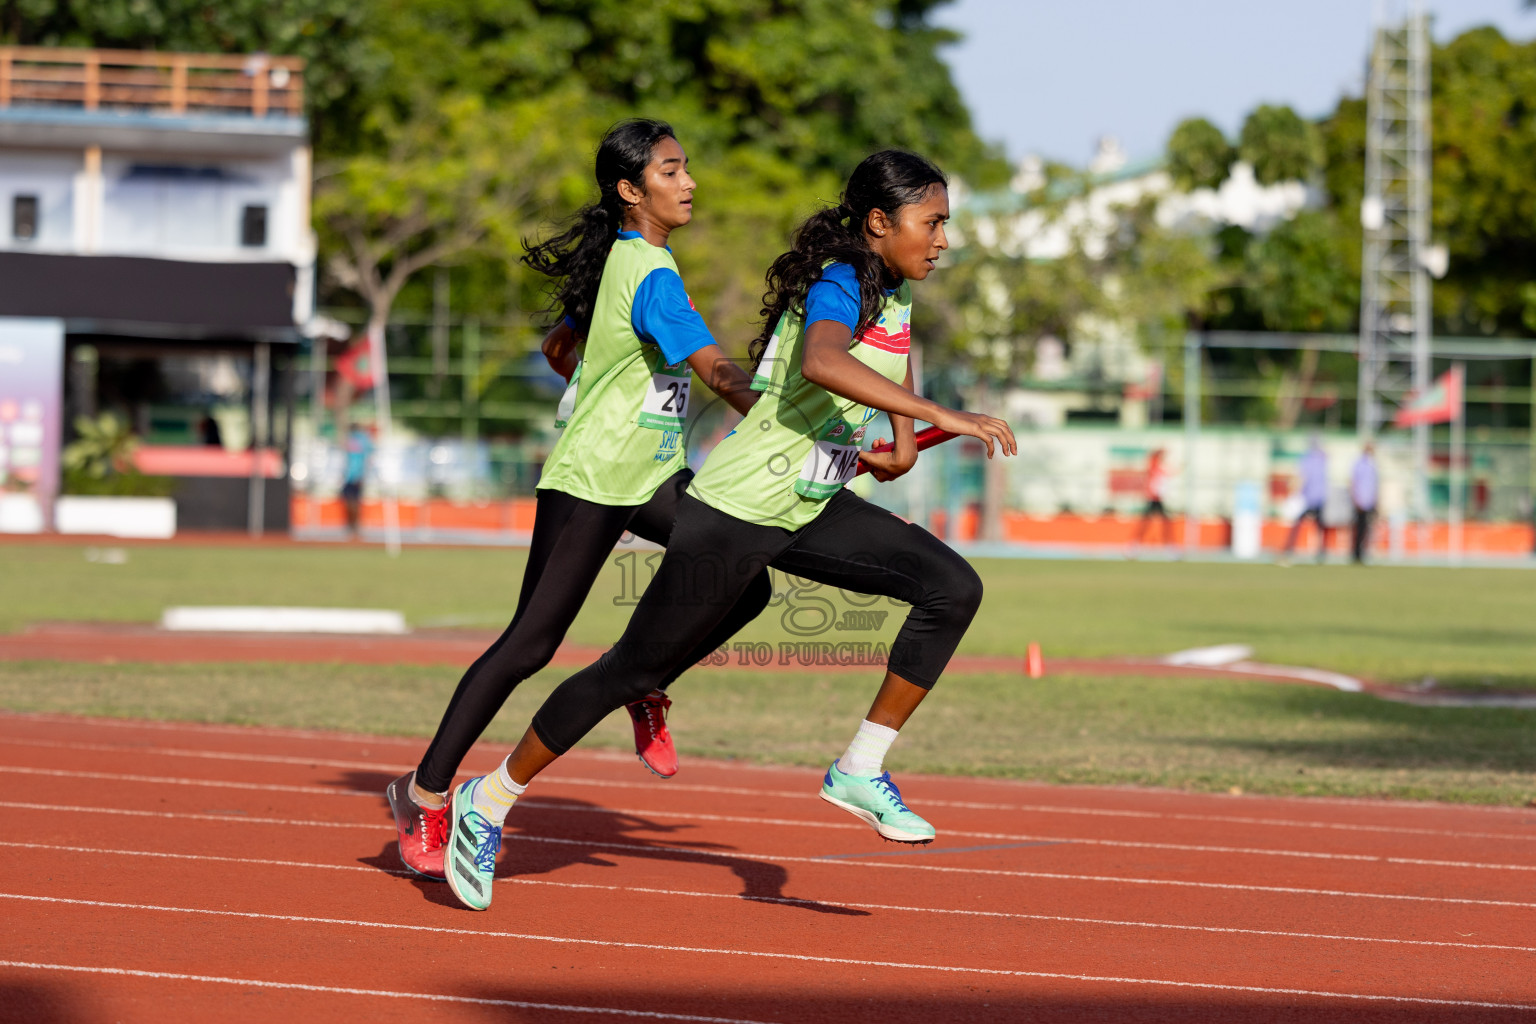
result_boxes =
[953,137,1323,432]
[0,47,312,532]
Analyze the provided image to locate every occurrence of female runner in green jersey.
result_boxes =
[386,119,772,881]
[442,150,1016,911]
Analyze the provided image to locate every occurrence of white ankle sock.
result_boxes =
[838,719,899,777]
[410,772,446,810]
[467,759,526,826]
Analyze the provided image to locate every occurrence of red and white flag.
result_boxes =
[1393,364,1463,427]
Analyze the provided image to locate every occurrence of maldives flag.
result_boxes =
[1393,365,1463,427]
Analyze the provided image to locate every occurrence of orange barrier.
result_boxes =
[291,496,537,534]
[290,496,1534,556]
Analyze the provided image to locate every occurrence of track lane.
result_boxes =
[5,713,1536,1021]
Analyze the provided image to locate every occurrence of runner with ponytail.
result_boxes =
[386,118,772,882]
[441,149,1016,911]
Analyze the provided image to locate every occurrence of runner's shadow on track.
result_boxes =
[346,778,866,917]
[0,981,79,1024]
[502,796,868,916]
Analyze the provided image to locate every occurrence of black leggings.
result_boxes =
[415,470,772,792]
[531,488,984,756]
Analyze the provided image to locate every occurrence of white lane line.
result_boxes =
[6,798,1536,907]
[510,801,1536,874]
[0,764,377,798]
[0,799,382,830]
[1,906,1531,1014]
[0,959,775,1023]
[0,840,413,877]
[17,709,1529,820]
[6,768,1533,875]
[509,835,1536,911]
[8,839,1533,956]
[8,734,1534,845]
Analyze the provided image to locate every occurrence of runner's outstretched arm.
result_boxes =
[686,344,758,416]
[801,321,1015,458]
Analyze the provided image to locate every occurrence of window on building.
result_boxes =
[13,195,38,241]
[240,204,268,248]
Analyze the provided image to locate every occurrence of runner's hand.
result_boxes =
[858,437,916,482]
[930,409,1017,459]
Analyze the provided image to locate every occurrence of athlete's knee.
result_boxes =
[928,556,984,627]
[604,642,690,700]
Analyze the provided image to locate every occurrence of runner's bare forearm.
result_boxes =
[801,321,946,424]
[686,344,759,416]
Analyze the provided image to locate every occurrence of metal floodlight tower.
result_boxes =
[1357,0,1432,522]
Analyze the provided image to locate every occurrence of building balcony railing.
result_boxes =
[0,46,305,119]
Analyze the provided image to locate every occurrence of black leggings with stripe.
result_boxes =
[415,470,772,793]
[530,488,984,756]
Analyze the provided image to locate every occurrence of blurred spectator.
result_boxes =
[1129,448,1173,555]
[1280,437,1329,564]
[1351,444,1378,564]
[342,424,373,538]
[199,410,222,447]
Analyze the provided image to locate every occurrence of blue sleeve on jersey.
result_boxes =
[803,262,861,334]
[631,268,715,366]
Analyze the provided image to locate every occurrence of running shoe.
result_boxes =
[626,690,678,778]
[445,778,501,911]
[819,760,936,844]
[385,772,447,880]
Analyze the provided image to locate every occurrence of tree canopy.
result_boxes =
[1165,117,1235,192]
[1238,104,1323,187]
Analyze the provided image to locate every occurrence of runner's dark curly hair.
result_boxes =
[522,118,677,333]
[750,150,947,368]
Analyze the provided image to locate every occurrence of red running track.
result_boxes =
[1,711,1534,1023]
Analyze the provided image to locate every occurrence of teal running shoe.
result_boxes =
[445,778,501,911]
[819,760,936,844]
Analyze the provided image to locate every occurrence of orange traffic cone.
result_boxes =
[1025,642,1044,679]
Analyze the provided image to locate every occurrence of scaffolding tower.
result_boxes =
[1357,1,1431,519]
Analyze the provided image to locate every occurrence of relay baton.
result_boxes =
[854,425,959,476]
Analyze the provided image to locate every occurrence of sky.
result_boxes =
[932,0,1536,167]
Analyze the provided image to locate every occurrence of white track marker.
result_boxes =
[160,606,407,634]
[1162,644,1255,667]
[6,840,1535,957]
[0,914,1531,1014]
[0,958,773,1023]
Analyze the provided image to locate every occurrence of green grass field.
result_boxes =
[2,541,1533,804]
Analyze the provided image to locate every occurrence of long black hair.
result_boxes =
[751,150,948,366]
[522,118,677,332]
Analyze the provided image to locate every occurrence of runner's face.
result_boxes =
[630,136,695,231]
[868,184,949,282]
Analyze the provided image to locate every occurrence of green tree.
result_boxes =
[1239,103,1323,185]
[314,91,585,347]
[1242,209,1358,333]
[1318,26,1536,336]
[349,0,1009,364]
[1165,117,1235,191]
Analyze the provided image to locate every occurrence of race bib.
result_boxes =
[794,418,867,500]
[553,361,582,429]
[637,363,691,431]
